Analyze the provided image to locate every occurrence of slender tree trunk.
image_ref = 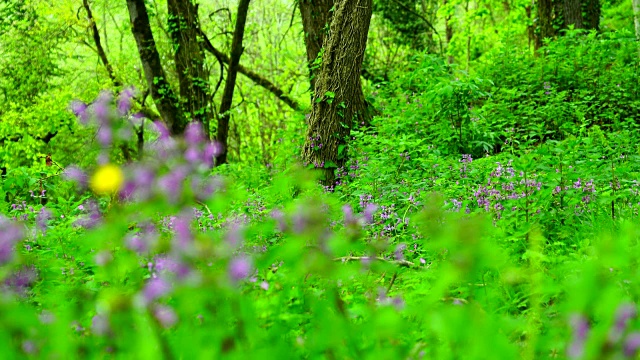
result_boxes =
[563,0,584,29]
[299,0,334,92]
[444,0,454,64]
[465,0,471,72]
[167,0,211,136]
[83,0,120,87]
[301,0,373,187]
[634,0,640,40]
[126,0,184,134]
[215,0,251,165]
[526,2,535,50]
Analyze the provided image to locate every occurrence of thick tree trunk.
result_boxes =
[634,0,640,40]
[167,0,211,136]
[126,0,184,134]
[583,0,600,30]
[299,0,334,92]
[215,0,251,165]
[563,0,584,29]
[301,0,373,187]
[536,0,554,49]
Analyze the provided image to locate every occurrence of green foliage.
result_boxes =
[2,0,640,358]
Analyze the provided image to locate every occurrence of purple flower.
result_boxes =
[185,122,206,145]
[363,203,378,223]
[69,100,90,124]
[624,332,640,357]
[394,243,406,261]
[3,265,37,296]
[63,166,88,188]
[343,204,355,224]
[117,87,135,116]
[153,121,171,140]
[611,303,637,342]
[228,256,252,283]
[0,216,24,265]
[153,305,178,328]
[202,142,223,167]
[142,277,172,304]
[73,200,101,229]
[172,216,193,251]
[153,256,190,279]
[270,209,287,232]
[157,166,188,203]
[96,126,112,147]
[91,314,110,336]
[35,207,52,235]
[568,314,589,359]
[125,226,158,254]
[225,224,243,248]
[22,340,36,355]
[260,281,269,291]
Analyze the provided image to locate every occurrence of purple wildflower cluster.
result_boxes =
[0,216,24,265]
[568,303,640,359]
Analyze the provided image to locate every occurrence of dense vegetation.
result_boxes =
[2,0,640,358]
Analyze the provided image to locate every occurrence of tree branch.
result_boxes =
[198,29,302,112]
[83,0,120,87]
[388,0,439,35]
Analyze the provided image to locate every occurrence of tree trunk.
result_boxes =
[215,0,251,166]
[583,0,600,30]
[535,0,555,49]
[126,0,184,134]
[299,0,334,92]
[83,0,120,87]
[634,0,640,40]
[444,0,454,64]
[563,0,583,29]
[167,0,211,136]
[301,0,373,187]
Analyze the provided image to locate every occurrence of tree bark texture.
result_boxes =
[215,0,251,165]
[536,0,554,49]
[634,0,640,40]
[298,0,334,91]
[444,0,454,64]
[167,0,211,137]
[301,0,373,187]
[583,0,600,30]
[563,0,584,29]
[126,0,184,134]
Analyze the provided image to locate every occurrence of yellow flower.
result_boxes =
[90,164,124,194]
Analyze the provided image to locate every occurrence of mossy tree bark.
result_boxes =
[298,0,334,92]
[536,0,555,49]
[301,0,373,187]
[167,0,211,136]
[634,0,640,40]
[127,0,185,134]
